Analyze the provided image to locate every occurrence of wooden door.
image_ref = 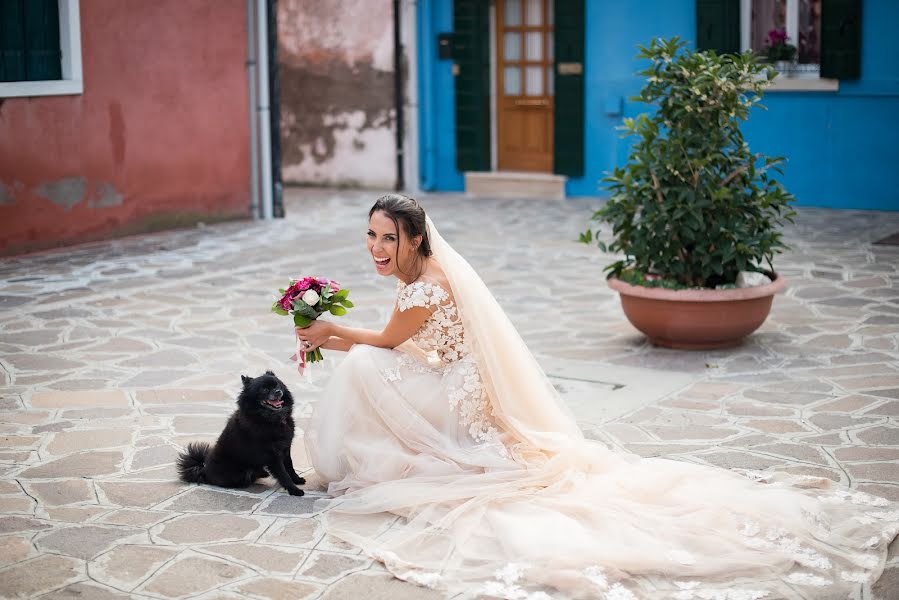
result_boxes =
[496,0,554,172]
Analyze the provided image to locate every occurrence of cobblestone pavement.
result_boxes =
[1,188,898,599]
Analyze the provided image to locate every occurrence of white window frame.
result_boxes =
[739,0,838,91]
[0,0,83,98]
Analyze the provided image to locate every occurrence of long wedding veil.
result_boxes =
[425,216,585,460]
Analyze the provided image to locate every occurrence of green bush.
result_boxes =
[582,38,796,289]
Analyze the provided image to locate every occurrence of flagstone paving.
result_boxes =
[1,188,898,599]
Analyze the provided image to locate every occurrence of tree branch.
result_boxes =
[651,172,664,204]
[721,165,748,187]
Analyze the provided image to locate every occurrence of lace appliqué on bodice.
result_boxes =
[386,281,503,449]
[395,281,463,361]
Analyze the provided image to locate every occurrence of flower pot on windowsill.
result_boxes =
[774,60,796,76]
[607,274,787,350]
[774,60,793,77]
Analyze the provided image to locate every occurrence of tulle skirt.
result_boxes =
[306,345,899,599]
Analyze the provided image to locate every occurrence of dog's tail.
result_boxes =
[177,442,210,483]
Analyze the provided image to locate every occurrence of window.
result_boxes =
[742,0,822,78]
[499,0,554,98]
[696,0,862,91]
[0,0,82,98]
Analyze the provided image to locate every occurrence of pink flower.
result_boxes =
[766,28,788,46]
[280,279,314,309]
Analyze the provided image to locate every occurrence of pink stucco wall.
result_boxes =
[0,0,250,255]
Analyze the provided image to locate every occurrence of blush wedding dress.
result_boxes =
[305,218,898,600]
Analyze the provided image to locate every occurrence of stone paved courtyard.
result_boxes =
[1,187,898,599]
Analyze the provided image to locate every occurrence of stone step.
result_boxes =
[464,171,566,199]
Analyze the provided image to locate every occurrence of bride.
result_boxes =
[295,194,898,599]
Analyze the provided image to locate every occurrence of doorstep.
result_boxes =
[465,171,567,200]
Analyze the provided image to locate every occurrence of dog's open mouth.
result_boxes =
[263,398,284,409]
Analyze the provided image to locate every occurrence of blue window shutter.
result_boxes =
[0,0,27,82]
[696,0,740,54]
[821,0,862,79]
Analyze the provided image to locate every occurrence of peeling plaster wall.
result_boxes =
[0,0,250,255]
[278,0,396,188]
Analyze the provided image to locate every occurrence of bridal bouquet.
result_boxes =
[271,276,353,370]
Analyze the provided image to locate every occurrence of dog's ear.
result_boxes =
[241,375,252,386]
[264,370,275,377]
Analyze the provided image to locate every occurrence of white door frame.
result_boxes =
[489,0,499,172]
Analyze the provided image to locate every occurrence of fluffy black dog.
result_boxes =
[177,371,305,496]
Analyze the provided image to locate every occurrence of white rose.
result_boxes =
[302,290,320,305]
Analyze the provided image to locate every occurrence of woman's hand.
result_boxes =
[295,320,332,351]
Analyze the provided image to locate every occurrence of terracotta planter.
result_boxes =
[607,275,787,350]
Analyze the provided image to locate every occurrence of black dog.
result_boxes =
[177,371,305,496]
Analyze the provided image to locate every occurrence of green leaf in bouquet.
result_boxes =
[339,299,354,308]
[292,299,318,320]
[334,289,349,300]
[272,304,289,316]
[329,305,348,316]
[293,314,312,328]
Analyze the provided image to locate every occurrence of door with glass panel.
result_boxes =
[497,0,553,172]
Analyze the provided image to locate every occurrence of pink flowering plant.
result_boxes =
[271,277,353,366]
[765,28,796,62]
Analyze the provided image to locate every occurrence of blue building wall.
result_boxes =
[418,0,899,210]
[418,0,465,192]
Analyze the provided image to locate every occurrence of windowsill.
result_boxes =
[767,76,839,92]
[0,79,83,99]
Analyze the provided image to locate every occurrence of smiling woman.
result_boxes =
[366,194,432,281]
[295,193,899,599]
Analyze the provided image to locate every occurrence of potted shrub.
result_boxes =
[582,37,795,349]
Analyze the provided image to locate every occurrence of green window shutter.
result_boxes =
[696,0,740,54]
[0,0,61,82]
[0,0,26,82]
[453,0,491,172]
[553,0,585,177]
[24,0,61,80]
[821,0,862,79]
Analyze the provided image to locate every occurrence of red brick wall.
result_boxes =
[0,0,250,255]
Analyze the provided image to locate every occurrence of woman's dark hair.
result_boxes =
[369,194,433,277]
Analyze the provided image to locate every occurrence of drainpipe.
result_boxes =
[256,0,274,220]
[267,0,284,218]
[246,0,259,218]
[393,0,405,191]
